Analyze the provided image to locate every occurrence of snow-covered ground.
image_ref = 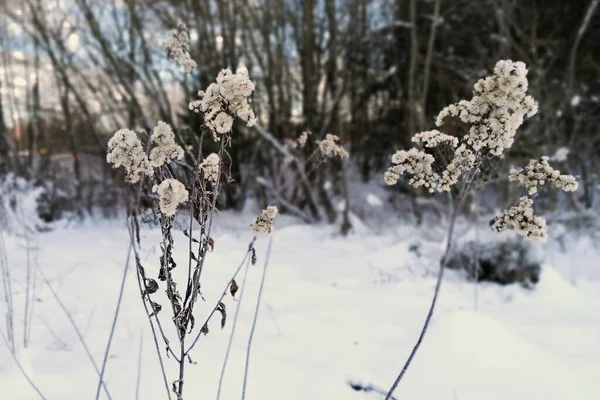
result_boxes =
[1,211,599,400]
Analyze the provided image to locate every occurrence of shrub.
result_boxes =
[446,237,541,287]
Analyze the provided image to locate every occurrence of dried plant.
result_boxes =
[382,60,578,399]
[103,22,277,400]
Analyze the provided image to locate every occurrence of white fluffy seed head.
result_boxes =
[491,196,547,243]
[106,129,153,183]
[148,121,185,168]
[317,134,349,159]
[508,156,578,195]
[164,20,197,74]
[436,60,538,157]
[199,153,220,183]
[189,68,256,140]
[152,179,189,217]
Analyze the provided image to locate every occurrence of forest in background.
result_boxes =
[0,0,598,229]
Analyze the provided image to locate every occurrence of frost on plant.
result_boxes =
[491,197,548,243]
[436,60,538,156]
[106,129,153,183]
[189,68,256,139]
[148,121,185,167]
[385,59,538,193]
[383,59,579,243]
[251,206,278,234]
[508,156,579,195]
[199,153,220,183]
[164,20,197,74]
[384,148,438,191]
[317,134,349,159]
[152,179,189,217]
[439,145,476,191]
[412,130,458,148]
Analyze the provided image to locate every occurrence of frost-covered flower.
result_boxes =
[152,179,189,217]
[384,148,438,192]
[317,134,349,159]
[106,129,153,183]
[148,121,185,167]
[189,68,256,139]
[491,197,547,242]
[214,112,234,134]
[199,153,220,183]
[412,130,458,148]
[509,156,578,195]
[164,21,197,74]
[439,145,476,191]
[436,60,538,156]
[251,205,278,234]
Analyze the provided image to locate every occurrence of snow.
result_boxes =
[1,212,600,399]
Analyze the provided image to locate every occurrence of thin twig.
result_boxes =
[216,256,252,400]
[39,268,112,399]
[385,189,470,399]
[135,328,143,400]
[133,252,173,400]
[0,330,47,399]
[95,243,133,400]
[0,228,15,354]
[241,236,273,400]
[185,239,256,355]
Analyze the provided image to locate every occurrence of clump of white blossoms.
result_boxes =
[152,179,189,217]
[436,60,538,156]
[164,21,197,74]
[412,130,458,148]
[385,60,538,192]
[509,156,579,195]
[107,129,153,183]
[189,68,256,139]
[251,206,278,234]
[317,134,349,159]
[199,153,220,183]
[148,121,185,167]
[438,145,476,191]
[384,59,578,243]
[384,148,437,191]
[491,197,547,242]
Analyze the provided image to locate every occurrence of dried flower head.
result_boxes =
[106,129,153,183]
[317,134,349,159]
[199,153,220,183]
[148,121,185,167]
[508,156,578,195]
[491,196,547,242]
[152,179,189,217]
[164,21,197,74]
[189,68,256,139]
[436,60,538,156]
[439,145,476,191]
[251,206,278,234]
[412,130,459,148]
[384,148,438,192]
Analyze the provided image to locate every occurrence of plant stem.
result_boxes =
[95,243,132,400]
[242,237,273,400]
[216,257,251,400]
[384,202,460,400]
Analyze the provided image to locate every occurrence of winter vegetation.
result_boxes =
[1,0,600,399]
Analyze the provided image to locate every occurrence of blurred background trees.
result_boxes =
[0,0,598,225]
